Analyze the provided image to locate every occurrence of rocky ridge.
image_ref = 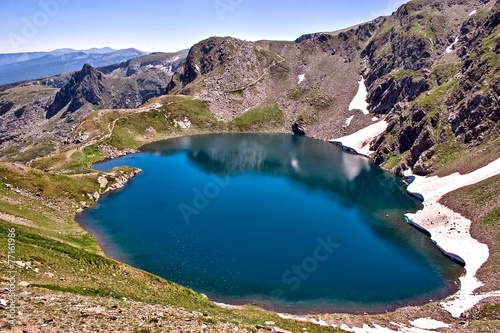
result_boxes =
[166,24,380,138]
[162,0,499,179]
[364,0,500,175]
[0,51,187,162]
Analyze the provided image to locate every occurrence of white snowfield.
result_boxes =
[349,76,370,114]
[406,157,500,317]
[323,118,500,329]
[278,312,453,332]
[409,318,450,329]
[331,120,388,156]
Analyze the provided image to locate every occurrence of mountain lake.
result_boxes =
[77,133,464,314]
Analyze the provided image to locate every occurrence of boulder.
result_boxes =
[291,122,306,136]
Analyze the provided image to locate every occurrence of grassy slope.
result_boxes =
[0,98,335,331]
[228,98,285,132]
[106,97,222,149]
[0,162,339,332]
[31,95,286,171]
[0,85,58,106]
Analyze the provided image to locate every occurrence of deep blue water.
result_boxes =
[78,134,463,314]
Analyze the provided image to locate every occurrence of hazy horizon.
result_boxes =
[0,0,408,54]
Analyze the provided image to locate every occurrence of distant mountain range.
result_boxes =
[0,48,149,85]
[0,47,117,66]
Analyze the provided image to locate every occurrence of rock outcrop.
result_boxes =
[46,63,109,119]
[46,54,187,121]
[291,122,306,135]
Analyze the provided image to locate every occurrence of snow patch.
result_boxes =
[372,117,378,121]
[283,313,453,333]
[276,314,291,320]
[331,120,388,156]
[409,318,450,330]
[276,313,307,322]
[354,322,441,333]
[445,37,459,54]
[372,324,400,332]
[469,9,477,16]
[298,74,305,84]
[341,324,353,332]
[345,115,355,126]
[349,76,369,115]
[405,157,500,317]
[310,318,328,326]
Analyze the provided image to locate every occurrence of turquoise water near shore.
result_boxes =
[77,134,463,314]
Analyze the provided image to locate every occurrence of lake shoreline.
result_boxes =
[333,124,500,318]
[75,132,463,318]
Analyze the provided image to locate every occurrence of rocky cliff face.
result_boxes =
[46,63,110,119]
[167,24,380,138]
[163,0,497,176]
[46,51,188,121]
[366,0,499,175]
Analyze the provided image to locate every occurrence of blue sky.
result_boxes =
[0,0,409,54]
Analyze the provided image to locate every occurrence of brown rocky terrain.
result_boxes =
[367,0,500,176]
[166,25,381,141]
[0,52,187,163]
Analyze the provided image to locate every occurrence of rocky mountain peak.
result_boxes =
[46,63,108,119]
[167,37,259,94]
[166,37,275,103]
